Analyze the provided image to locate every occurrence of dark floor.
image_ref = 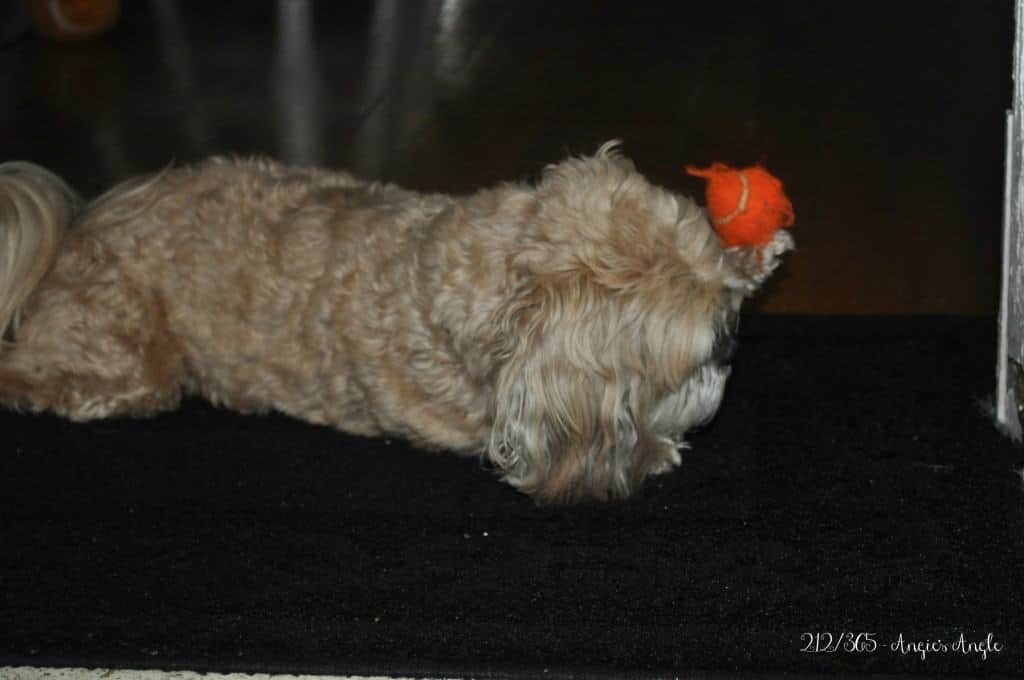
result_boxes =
[0,0,1013,313]
[2,316,1022,677]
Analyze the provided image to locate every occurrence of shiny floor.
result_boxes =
[0,0,1013,313]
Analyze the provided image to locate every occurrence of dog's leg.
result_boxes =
[0,325,184,421]
[0,243,185,421]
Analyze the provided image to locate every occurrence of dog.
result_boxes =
[0,143,792,503]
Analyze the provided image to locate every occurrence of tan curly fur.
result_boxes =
[0,143,792,503]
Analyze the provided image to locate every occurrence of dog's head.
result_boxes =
[486,143,792,503]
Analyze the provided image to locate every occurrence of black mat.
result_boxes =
[1,315,1022,677]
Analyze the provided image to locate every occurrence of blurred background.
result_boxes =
[0,0,1013,313]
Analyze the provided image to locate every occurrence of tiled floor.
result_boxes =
[0,0,1013,313]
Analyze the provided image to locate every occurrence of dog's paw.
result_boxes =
[649,437,686,475]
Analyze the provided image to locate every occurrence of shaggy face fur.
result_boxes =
[0,144,792,503]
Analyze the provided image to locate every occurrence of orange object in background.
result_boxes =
[31,0,120,41]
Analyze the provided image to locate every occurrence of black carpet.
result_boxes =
[1,315,1022,677]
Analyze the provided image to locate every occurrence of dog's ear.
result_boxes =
[487,332,644,503]
[487,338,667,503]
[485,274,715,504]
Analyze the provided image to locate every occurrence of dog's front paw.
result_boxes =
[649,437,686,475]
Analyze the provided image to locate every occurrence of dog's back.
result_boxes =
[0,158,449,424]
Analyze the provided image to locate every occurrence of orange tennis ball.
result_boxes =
[685,163,795,248]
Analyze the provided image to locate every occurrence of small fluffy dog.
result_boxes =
[0,143,792,503]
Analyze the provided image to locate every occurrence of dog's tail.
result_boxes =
[0,162,79,342]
